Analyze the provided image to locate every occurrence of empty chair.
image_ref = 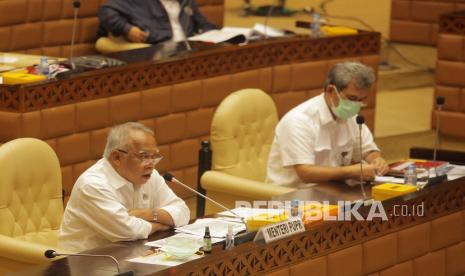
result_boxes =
[0,138,63,275]
[200,88,295,215]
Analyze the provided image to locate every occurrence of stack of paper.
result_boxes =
[188,23,286,44]
[216,207,285,219]
[446,164,465,180]
[175,218,245,238]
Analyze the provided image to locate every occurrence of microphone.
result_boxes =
[70,0,81,70]
[356,115,367,199]
[162,173,248,229]
[423,95,449,187]
[263,3,276,39]
[433,96,445,165]
[44,250,133,276]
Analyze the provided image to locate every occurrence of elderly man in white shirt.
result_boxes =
[59,122,190,253]
[267,61,389,186]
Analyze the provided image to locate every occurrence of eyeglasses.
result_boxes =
[117,149,163,165]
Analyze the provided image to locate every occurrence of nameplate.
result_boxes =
[254,218,305,243]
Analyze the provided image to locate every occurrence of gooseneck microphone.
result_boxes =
[70,0,81,70]
[356,115,367,199]
[433,96,445,165]
[162,172,248,229]
[422,96,448,188]
[44,249,133,276]
[263,1,276,39]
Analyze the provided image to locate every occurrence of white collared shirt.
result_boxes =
[58,158,190,253]
[266,93,379,186]
[160,0,186,42]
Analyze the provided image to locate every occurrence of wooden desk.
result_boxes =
[17,169,465,275]
[0,34,381,207]
[0,53,42,72]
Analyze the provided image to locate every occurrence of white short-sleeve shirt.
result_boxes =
[58,158,190,253]
[266,93,379,186]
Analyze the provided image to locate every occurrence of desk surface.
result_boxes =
[0,33,380,113]
[14,174,465,276]
[0,53,42,72]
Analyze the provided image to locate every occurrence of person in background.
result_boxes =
[98,0,217,44]
[267,61,389,186]
[59,122,189,252]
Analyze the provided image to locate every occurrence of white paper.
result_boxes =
[145,233,202,248]
[253,23,285,37]
[0,56,18,64]
[175,218,245,238]
[374,176,405,184]
[447,165,465,180]
[188,29,246,43]
[145,233,223,247]
[221,27,254,37]
[188,24,285,44]
[127,251,202,266]
[390,161,413,171]
[216,207,284,219]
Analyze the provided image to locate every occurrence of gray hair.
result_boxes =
[103,122,154,159]
[324,61,375,92]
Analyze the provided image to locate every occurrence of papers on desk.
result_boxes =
[188,23,285,44]
[145,232,223,247]
[252,23,286,37]
[175,218,245,238]
[446,164,465,180]
[375,164,464,184]
[144,218,244,253]
[127,249,203,266]
[0,56,18,64]
[216,207,285,219]
[146,233,202,248]
[374,176,405,184]
[188,29,247,44]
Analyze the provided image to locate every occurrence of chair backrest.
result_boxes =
[0,138,63,246]
[210,89,278,182]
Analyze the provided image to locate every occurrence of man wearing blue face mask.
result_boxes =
[266,61,389,186]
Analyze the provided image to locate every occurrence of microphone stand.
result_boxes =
[356,115,367,199]
[70,0,81,70]
[433,96,445,168]
[163,173,248,230]
[44,249,133,276]
[423,95,448,188]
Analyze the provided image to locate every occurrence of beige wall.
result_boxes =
[225,0,391,38]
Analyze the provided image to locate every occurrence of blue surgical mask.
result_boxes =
[330,87,362,119]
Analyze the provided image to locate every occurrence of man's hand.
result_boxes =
[347,163,376,181]
[150,222,171,234]
[128,208,154,222]
[369,156,389,176]
[127,26,149,43]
